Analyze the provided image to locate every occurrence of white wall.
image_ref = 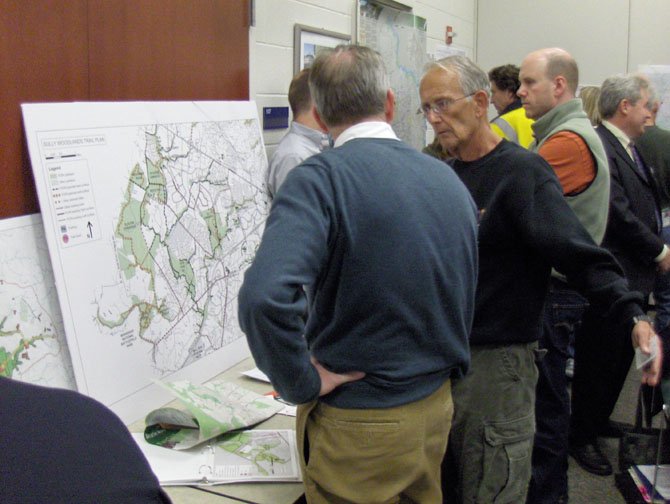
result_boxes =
[476,0,670,87]
[412,0,477,59]
[250,0,670,157]
[629,0,670,72]
[250,0,478,158]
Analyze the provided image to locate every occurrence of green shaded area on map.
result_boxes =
[0,311,53,378]
[144,380,283,450]
[218,431,289,476]
[101,128,232,334]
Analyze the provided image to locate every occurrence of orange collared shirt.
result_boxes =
[538,131,596,195]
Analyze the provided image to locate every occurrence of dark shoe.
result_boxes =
[597,420,630,438]
[569,442,613,476]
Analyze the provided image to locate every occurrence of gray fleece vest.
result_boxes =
[531,99,610,245]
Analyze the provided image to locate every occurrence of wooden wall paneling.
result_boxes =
[0,0,89,219]
[87,0,250,101]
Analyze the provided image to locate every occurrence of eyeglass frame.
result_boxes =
[417,92,477,117]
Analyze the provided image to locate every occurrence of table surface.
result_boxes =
[128,357,305,504]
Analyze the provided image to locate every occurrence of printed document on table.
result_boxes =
[133,430,302,485]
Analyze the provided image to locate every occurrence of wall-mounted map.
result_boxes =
[359,2,429,151]
[23,102,269,423]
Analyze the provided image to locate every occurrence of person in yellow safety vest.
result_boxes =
[489,64,535,148]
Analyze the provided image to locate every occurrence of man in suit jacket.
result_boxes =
[636,95,670,210]
[637,92,670,403]
[570,74,670,476]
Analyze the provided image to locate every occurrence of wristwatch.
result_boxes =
[632,314,653,326]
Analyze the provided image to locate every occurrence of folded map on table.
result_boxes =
[144,380,283,450]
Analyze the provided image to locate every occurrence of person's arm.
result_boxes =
[607,155,666,266]
[516,167,659,384]
[518,175,640,321]
[239,162,363,404]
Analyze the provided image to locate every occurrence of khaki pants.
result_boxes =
[296,379,453,504]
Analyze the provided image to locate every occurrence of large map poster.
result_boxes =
[639,65,670,130]
[359,3,429,151]
[0,213,75,389]
[22,102,269,423]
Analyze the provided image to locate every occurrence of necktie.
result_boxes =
[631,142,662,231]
[630,143,649,183]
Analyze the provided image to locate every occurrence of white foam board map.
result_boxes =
[22,101,269,423]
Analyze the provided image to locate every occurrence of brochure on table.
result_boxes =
[134,430,301,485]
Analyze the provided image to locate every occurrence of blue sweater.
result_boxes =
[239,138,478,408]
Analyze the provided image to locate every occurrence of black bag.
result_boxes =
[615,471,648,504]
[618,384,670,472]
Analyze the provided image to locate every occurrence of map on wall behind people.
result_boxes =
[359,2,429,151]
[640,65,670,130]
[0,213,76,390]
[22,101,269,423]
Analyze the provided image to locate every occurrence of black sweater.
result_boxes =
[452,140,643,346]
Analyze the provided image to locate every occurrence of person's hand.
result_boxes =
[310,356,365,397]
[642,336,663,386]
[631,320,663,386]
[658,252,670,274]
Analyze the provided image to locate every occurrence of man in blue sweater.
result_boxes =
[238,45,479,503]
[419,55,661,504]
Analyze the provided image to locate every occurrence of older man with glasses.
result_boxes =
[419,55,660,504]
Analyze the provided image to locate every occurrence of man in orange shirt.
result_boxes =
[519,48,611,503]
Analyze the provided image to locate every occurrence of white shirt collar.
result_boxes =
[333,121,399,148]
[602,120,634,159]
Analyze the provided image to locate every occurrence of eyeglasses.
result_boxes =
[418,93,476,117]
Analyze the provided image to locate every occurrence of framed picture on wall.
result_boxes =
[293,24,351,74]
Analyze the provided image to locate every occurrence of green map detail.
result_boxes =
[145,157,167,204]
[117,195,149,280]
[219,432,289,476]
[96,300,162,337]
[129,163,147,189]
[168,249,196,299]
[91,115,268,385]
[108,132,178,332]
[201,208,227,253]
[0,328,50,378]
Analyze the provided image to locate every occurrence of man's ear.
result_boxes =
[312,105,329,132]
[472,90,490,117]
[385,89,396,123]
[619,99,631,117]
[553,75,568,98]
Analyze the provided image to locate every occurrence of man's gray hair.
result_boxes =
[599,74,651,120]
[424,55,491,96]
[309,45,390,127]
[646,83,659,111]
